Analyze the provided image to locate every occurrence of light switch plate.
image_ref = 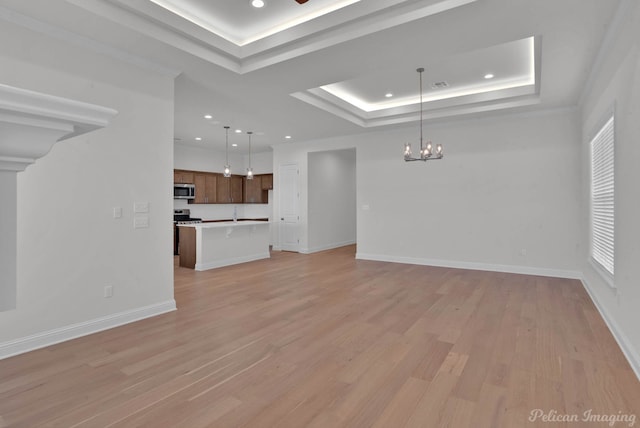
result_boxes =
[134,202,149,213]
[134,216,149,229]
[113,207,122,219]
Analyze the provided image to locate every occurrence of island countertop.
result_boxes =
[177,221,269,229]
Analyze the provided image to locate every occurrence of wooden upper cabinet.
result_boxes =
[204,174,217,204]
[192,173,217,204]
[261,174,273,190]
[174,170,194,184]
[193,173,207,204]
[244,176,263,204]
[230,175,243,203]
[175,169,270,204]
[217,174,243,203]
[175,170,217,204]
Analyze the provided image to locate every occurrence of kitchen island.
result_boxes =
[177,221,270,271]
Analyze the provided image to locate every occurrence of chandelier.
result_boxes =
[403,68,443,162]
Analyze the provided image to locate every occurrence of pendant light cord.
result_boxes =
[418,68,424,151]
[224,126,229,164]
[248,131,252,169]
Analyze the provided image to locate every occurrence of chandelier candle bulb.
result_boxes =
[404,143,412,160]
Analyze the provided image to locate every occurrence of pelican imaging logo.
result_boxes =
[529,409,636,426]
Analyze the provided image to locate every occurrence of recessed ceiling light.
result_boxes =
[235,129,242,133]
[195,137,202,141]
[385,93,393,98]
[484,73,495,79]
[232,143,238,147]
[285,135,292,139]
[204,114,213,119]
[251,0,265,8]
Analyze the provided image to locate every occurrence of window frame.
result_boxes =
[588,110,615,288]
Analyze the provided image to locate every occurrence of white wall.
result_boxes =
[174,143,273,176]
[244,151,273,175]
[579,0,640,377]
[307,149,356,253]
[273,109,582,277]
[0,19,175,355]
[174,144,245,175]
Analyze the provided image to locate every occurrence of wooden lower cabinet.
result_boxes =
[178,226,196,268]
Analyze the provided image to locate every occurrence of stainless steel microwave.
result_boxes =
[174,183,195,200]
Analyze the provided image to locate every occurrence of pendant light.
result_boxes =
[403,68,444,162]
[246,131,254,180]
[223,125,231,177]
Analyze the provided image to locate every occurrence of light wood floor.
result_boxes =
[1,246,639,427]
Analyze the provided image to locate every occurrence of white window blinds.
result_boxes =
[590,115,615,277]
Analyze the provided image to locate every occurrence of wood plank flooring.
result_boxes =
[1,245,639,427]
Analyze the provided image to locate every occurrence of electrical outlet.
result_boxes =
[520,248,527,256]
[113,207,122,219]
[104,285,113,298]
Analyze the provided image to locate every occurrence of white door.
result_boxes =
[279,163,299,252]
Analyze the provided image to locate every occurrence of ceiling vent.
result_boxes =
[431,81,449,89]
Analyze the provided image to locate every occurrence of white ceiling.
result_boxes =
[147,0,363,46]
[0,0,621,154]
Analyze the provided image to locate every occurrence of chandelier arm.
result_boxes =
[404,155,443,162]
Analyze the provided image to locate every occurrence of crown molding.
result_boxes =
[0,84,118,171]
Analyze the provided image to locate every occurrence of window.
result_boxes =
[590,115,615,280]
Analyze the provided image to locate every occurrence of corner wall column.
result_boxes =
[0,83,117,311]
[0,171,16,310]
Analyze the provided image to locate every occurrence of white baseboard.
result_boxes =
[195,252,270,271]
[300,240,356,255]
[581,277,640,381]
[355,253,583,279]
[0,300,176,360]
